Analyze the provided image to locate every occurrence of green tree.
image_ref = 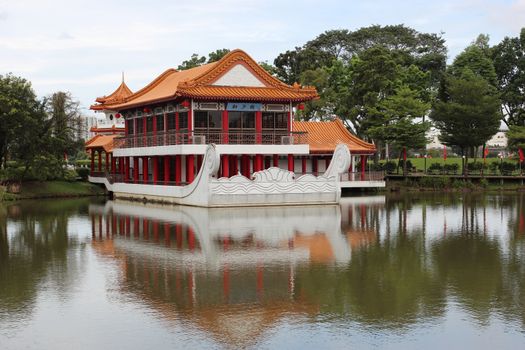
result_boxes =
[368,86,431,175]
[177,53,206,70]
[207,48,230,63]
[491,28,525,126]
[507,125,525,150]
[0,74,46,170]
[431,71,500,174]
[45,91,84,162]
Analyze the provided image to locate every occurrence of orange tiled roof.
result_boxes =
[85,134,119,153]
[89,125,125,134]
[293,119,376,154]
[91,81,133,110]
[96,49,318,110]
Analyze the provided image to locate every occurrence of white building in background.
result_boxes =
[426,128,508,150]
[79,114,106,140]
[486,131,508,148]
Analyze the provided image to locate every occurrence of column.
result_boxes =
[143,156,149,184]
[360,155,366,180]
[133,157,139,183]
[125,157,130,182]
[97,150,102,172]
[288,154,294,172]
[111,154,116,176]
[175,155,182,185]
[255,154,263,172]
[186,155,195,183]
[105,152,110,172]
[164,156,170,185]
[221,155,229,178]
[273,154,279,167]
[90,151,94,175]
[241,155,249,177]
[255,111,262,144]
[231,155,238,175]
[143,115,147,145]
[222,110,229,144]
[153,156,158,184]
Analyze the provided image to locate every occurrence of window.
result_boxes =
[179,111,188,129]
[146,116,154,132]
[229,111,255,129]
[135,119,143,134]
[167,112,176,130]
[156,114,164,132]
[262,112,288,130]
[126,119,134,135]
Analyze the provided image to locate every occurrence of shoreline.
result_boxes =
[0,181,107,202]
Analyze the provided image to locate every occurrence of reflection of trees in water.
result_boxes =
[0,199,90,322]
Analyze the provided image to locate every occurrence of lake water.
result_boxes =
[1,193,524,349]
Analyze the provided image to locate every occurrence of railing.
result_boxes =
[340,171,385,182]
[115,130,308,148]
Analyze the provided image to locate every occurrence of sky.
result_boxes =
[0,0,523,115]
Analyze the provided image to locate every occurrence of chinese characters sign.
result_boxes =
[226,103,262,111]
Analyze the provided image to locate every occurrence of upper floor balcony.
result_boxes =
[115,129,308,149]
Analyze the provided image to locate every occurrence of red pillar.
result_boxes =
[153,156,158,184]
[255,111,262,144]
[221,155,229,178]
[252,155,258,173]
[241,155,249,177]
[288,154,294,172]
[125,157,130,182]
[111,155,116,176]
[273,154,279,167]
[186,155,195,183]
[164,156,170,185]
[133,157,139,183]
[222,110,229,144]
[143,115,147,145]
[90,151,94,175]
[175,155,181,185]
[361,155,366,180]
[143,156,148,184]
[97,150,102,172]
[231,155,238,175]
[152,114,157,146]
[255,154,263,172]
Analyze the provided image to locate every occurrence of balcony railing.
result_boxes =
[340,171,385,182]
[115,130,308,149]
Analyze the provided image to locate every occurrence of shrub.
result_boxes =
[384,161,397,174]
[479,178,489,188]
[428,163,443,174]
[468,162,483,174]
[443,163,459,174]
[500,161,516,175]
[419,176,450,189]
[64,169,78,182]
[77,168,90,181]
[489,162,500,175]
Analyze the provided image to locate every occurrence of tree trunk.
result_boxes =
[403,147,408,177]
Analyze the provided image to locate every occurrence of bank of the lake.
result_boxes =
[0,181,106,201]
[384,175,525,192]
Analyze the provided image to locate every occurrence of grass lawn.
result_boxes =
[16,181,105,199]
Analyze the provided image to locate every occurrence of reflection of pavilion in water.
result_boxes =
[89,198,383,346]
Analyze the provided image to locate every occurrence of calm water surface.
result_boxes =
[1,193,524,349]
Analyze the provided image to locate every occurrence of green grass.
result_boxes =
[10,181,105,200]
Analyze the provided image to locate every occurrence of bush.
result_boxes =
[479,178,489,188]
[63,169,78,182]
[77,168,90,181]
[467,162,483,174]
[500,161,516,175]
[428,163,443,174]
[443,163,459,174]
[398,160,413,173]
[419,176,450,189]
[489,162,500,175]
[384,161,397,174]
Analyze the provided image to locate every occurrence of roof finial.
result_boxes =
[122,71,125,83]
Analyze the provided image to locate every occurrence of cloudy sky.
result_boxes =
[1,0,523,114]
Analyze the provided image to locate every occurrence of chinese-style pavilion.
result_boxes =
[86,49,381,205]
